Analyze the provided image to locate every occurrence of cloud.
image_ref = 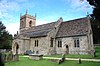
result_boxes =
[0,0,93,35]
[15,0,27,2]
[0,0,36,35]
[0,0,20,23]
[64,0,91,9]
[63,0,92,15]
[6,22,20,35]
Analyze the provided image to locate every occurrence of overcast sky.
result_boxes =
[0,0,93,35]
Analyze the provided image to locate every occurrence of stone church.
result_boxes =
[12,12,94,55]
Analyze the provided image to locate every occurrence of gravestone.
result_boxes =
[2,53,6,62]
[0,52,5,66]
[78,58,81,64]
[62,54,65,62]
[4,54,7,61]
[24,50,33,55]
[29,54,43,60]
[7,51,13,61]
[58,54,65,64]
[93,50,96,57]
[13,54,19,61]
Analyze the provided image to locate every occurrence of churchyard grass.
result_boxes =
[5,46,100,66]
[95,46,100,59]
[5,57,100,66]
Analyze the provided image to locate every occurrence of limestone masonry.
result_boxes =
[12,12,94,55]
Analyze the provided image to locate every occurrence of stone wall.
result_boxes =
[56,35,94,54]
[12,34,94,55]
[12,39,21,54]
[12,38,30,54]
[30,37,50,55]
[25,15,36,28]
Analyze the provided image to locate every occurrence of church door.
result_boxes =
[66,45,69,54]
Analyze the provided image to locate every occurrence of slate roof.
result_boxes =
[56,17,89,37]
[27,22,56,37]
[23,17,90,38]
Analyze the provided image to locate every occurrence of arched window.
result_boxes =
[74,38,80,47]
[50,38,53,47]
[29,21,32,27]
[58,40,62,47]
[35,40,38,47]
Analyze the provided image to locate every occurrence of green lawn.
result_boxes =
[95,46,100,59]
[5,46,100,66]
[5,57,100,66]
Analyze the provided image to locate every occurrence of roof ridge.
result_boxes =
[31,22,56,28]
[63,17,87,23]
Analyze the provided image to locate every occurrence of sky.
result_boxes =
[0,0,93,35]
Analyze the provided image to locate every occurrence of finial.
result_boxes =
[26,9,28,14]
[17,31,18,35]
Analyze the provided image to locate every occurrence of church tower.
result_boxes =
[20,10,36,33]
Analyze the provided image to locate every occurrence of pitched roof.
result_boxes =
[56,17,90,37]
[27,22,56,37]
[22,17,90,38]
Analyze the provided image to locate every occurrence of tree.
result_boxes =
[0,21,12,49]
[86,0,100,44]
[87,0,100,21]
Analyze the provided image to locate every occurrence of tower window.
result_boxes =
[29,21,32,27]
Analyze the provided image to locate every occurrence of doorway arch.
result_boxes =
[13,42,19,54]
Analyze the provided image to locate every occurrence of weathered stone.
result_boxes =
[7,53,13,61]
[3,54,7,62]
[13,54,19,61]
[58,54,65,64]
[12,13,94,56]
[24,50,33,55]
[0,52,5,66]
[29,54,43,60]
[78,58,81,64]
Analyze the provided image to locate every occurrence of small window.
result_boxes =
[29,21,32,27]
[35,40,38,47]
[50,38,53,47]
[58,40,62,47]
[37,40,38,47]
[35,40,37,47]
[74,38,80,47]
